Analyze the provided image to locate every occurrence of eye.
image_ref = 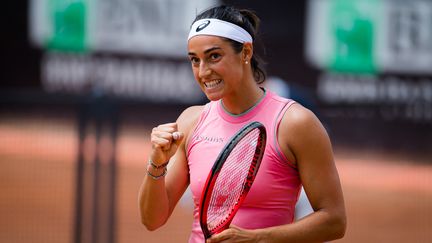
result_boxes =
[209,53,221,61]
[189,56,200,65]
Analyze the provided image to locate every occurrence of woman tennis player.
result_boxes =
[138,5,346,242]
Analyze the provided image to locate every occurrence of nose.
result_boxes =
[198,62,211,79]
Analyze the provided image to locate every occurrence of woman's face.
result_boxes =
[188,35,245,101]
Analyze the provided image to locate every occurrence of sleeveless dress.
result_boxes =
[186,89,301,242]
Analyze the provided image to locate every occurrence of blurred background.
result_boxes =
[1,0,431,242]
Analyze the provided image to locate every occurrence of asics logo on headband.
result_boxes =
[196,20,211,32]
[188,18,253,43]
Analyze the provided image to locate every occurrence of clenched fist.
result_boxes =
[150,122,184,167]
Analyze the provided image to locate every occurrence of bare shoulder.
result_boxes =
[177,105,204,124]
[281,103,323,131]
[176,105,205,136]
[279,103,331,162]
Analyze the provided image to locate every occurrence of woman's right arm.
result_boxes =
[138,105,203,230]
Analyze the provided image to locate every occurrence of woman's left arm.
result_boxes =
[207,104,346,243]
[270,103,347,242]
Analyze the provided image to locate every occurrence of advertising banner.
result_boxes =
[306,0,432,123]
[29,0,219,103]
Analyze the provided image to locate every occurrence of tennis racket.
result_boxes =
[199,121,267,240]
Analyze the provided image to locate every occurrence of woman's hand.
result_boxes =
[150,122,183,166]
[207,225,262,243]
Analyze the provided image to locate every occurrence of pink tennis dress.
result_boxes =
[186,89,301,242]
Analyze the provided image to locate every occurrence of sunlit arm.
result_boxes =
[138,106,202,231]
[264,104,347,242]
[138,168,170,230]
[138,151,189,230]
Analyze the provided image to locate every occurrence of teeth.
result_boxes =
[204,79,222,88]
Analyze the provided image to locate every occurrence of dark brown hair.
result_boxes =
[192,5,266,84]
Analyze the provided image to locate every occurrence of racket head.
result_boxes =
[199,121,267,239]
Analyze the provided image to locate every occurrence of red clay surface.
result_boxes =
[0,116,431,242]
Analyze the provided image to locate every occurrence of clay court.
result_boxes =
[1,114,431,243]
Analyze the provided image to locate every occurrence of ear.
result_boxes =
[242,42,254,63]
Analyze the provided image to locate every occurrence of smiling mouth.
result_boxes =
[204,79,222,88]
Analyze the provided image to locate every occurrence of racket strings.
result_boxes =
[206,128,260,230]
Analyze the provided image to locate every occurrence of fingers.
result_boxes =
[207,225,248,243]
[207,231,230,243]
[172,131,184,145]
[172,131,181,140]
[150,123,184,163]
[151,123,179,145]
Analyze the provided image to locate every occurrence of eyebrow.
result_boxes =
[188,46,222,56]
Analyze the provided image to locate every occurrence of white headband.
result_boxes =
[188,18,253,43]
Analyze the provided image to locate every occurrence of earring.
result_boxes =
[245,60,249,64]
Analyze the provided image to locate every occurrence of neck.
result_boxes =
[221,85,264,115]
